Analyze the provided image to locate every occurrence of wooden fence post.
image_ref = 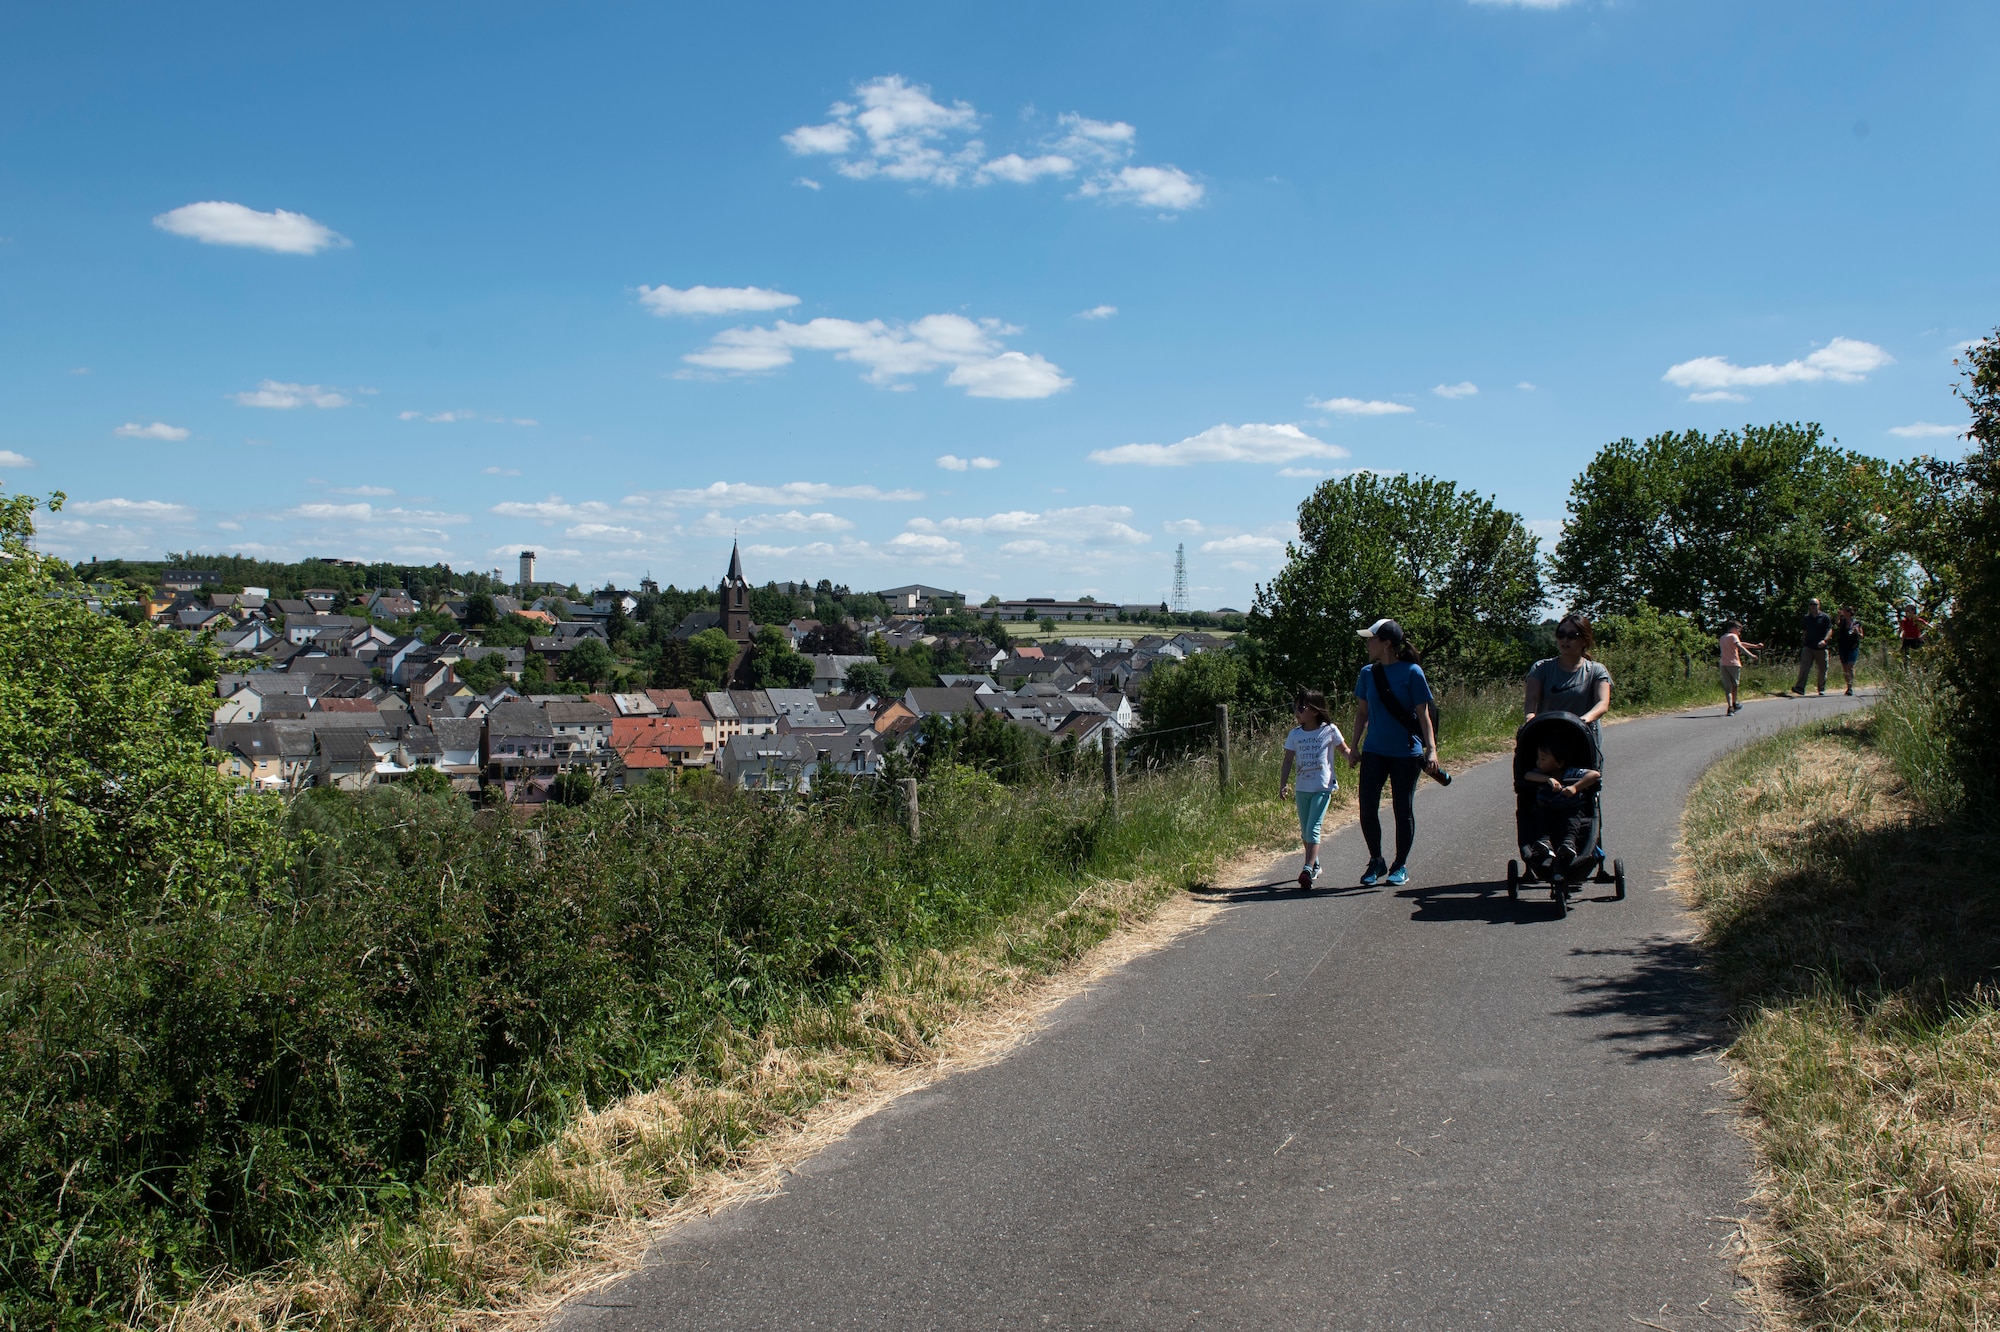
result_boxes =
[900,777,919,844]
[1215,703,1231,792]
[1102,734,1118,813]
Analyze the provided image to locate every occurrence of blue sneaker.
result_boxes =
[1385,865,1409,886]
[1359,858,1387,887]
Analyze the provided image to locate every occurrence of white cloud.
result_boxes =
[152,201,349,255]
[636,284,802,317]
[999,538,1059,558]
[1076,304,1118,320]
[333,485,395,496]
[1308,395,1416,416]
[1200,534,1287,554]
[1432,381,1478,399]
[795,176,822,190]
[399,409,536,425]
[907,504,1149,546]
[1663,337,1893,392]
[1163,518,1205,535]
[1889,421,1962,438]
[482,466,523,476]
[887,531,964,556]
[684,312,1069,397]
[692,509,856,535]
[114,421,190,441]
[1079,164,1203,210]
[1526,518,1565,544]
[234,380,350,410]
[1517,381,1537,391]
[289,502,469,526]
[68,497,196,522]
[646,481,922,508]
[1091,422,1350,467]
[566,523,649,542]
[0,450,34,467]
[936,454,1001,471]
[781,77,1200,209]
[493,496,615,521]
[945,351,1072,399]
[1687,390,1748,403]
[1278,467,1337,479]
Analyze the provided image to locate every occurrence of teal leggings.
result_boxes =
[1295,788,1333,845]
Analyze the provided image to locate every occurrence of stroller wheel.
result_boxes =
[1613,859,1626,901]
[1507,859,1519,901]
[1552,880,1569,918]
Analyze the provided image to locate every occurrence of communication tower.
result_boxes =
[1172,542,1189,614]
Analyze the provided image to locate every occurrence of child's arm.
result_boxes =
[1331,726,1356,764]
[1278,749,1295,795]
[1522,769,1555,787]
[1567,769,1602,798]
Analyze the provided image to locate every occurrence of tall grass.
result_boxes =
[1682,712,2000,1327]
[1874,665,1971,818]
[0,734,1293,1327]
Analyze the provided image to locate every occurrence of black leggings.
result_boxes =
[1358,753,1421,868]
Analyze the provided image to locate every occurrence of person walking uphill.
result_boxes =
[1279,691,1354,892]
[1349,619,1445,888]
[1791,597,1834,696]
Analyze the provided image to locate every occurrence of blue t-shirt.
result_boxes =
[1356,662,1434,757]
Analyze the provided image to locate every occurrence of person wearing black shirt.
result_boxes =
[1790,597,1834,696]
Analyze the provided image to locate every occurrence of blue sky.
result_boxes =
[3,1,1995,607]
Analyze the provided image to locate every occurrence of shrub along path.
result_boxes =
[556,691,1871,1332]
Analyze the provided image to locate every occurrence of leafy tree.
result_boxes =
[1942,330,2000,781]
[749,624,813,689]
[800,621,867,655]
[548,769,597,806]
[463,591,497,628]
[985,613,1012,650]
[605,596,630,645]
[563,636,616,686]
[456,650,507,694]
[686,628,740,688]
[844,660,893,696]
[1130,647,1287,761]
[477,613,542,648]
[1040,617,1056,634]
[1553,423,1905,644]
[0,488,281,918]
[1251,472,1544,691]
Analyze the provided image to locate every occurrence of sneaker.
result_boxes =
[1308,861,1323,881]
[1818,689,1826,696]
[1359,858,1387,887]
[1845,687,1854,696]
[1297,869,1312,891]
[1385,865,1409,886]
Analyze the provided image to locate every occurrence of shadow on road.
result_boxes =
[1399,880,1538,925]
[1560,938,1725,1061]
[1189,879,1383,902]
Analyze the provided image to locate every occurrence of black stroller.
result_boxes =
[1506,711,1625,917]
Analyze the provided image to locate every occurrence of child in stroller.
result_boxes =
[1507,711,1625,912]
[1522,746,1599,881]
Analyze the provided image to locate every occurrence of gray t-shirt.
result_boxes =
[1528,657,1612,729]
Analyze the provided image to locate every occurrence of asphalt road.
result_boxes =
[558,690,1870,1332]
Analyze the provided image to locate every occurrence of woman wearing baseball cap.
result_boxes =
[1349,618,1443,887]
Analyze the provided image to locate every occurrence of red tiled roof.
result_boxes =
[610,715,705,767]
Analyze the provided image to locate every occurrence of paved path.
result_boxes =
[558,691,1869,1332]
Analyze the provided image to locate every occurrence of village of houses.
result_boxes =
[179,545,1232,801]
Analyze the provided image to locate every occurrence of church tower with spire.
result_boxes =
[720,540,753,644]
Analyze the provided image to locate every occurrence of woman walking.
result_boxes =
[1278,690,1354,892]
[1349,618,1443,888]
[1833,607,1863,695]
[1525,614,1613,758]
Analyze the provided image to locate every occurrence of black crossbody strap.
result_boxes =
[1368,662,1424,737]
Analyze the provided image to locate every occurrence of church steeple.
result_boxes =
[720,541,753,643]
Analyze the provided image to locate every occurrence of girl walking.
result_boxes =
[1719,620,1760,715]
[1279,690,1353,891]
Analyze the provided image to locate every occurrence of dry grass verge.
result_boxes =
[1680,714,2000,1329]
[158,829,1294,1332]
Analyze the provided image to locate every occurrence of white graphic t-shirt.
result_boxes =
[1285,723,1344,793]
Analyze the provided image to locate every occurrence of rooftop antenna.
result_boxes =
[1172,542,1190,614]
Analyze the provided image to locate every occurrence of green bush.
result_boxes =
[0,730,1289,1324]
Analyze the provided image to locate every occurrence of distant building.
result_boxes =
[995,598,1118,623]
[161,569,221,591]
[876,583,963,615]
[519,550,537,587]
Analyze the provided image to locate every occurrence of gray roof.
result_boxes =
[486,700,555,738]
[905,687,983,716]
[727,690,777,719]
[543,700,614,726]
[430,717,485,751]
